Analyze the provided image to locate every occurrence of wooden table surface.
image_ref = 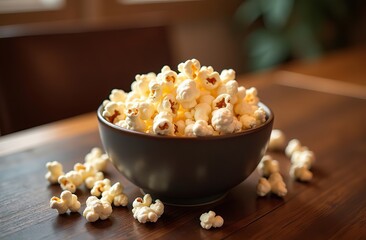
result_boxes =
[1,47,365,240]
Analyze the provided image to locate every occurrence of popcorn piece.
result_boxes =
[174,120,186,136]
[245,87,259,105]
[83,196,112,222]
[257,172,287,197]
[133,73,154,97]
[158,65,177,92]
[197,66,221,90]
[268,129,286,151]
[194,103,211,122]
[85,172,104,189]
[240,114,257,130]
[153,111,175,136]
[103,102,125,123]
[101,182,128,207]
[217,80,239,104]
[132,194,164,223]
[138,102,155,120]
[257,155,279,178]
[109,89,127,103]
[158,94,179,116]
[256,177,272,197]
[198,94,215,105]
[178,59,200,79]
[211,108,236,134]
[50,190,81,214]
[254,108,266,125]
[291,149,315,169]
[176,79,200,109]
[290,165,313,182]
[74,162,95,181]
[85,147,109,172]
[220,69,235,83]
[200,211,224,230]
[193,120,214,136]
[45,161,64,184]
[91,178,111,197]
[285,139,303,158]
[149,81,163,103]
[58,171,83,193]
[212,94,233,112]
[116,103,147,132]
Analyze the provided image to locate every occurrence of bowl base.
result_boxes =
[140,189,227,207]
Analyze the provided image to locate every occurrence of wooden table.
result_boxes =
[1,47,365,239]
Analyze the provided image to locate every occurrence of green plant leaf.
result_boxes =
[260,0,294,31]
[246,29,289,70]
[234,0,262,26]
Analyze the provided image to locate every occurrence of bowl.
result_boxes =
[97,103,274,206]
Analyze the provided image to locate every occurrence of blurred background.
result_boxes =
[0,0,365,135]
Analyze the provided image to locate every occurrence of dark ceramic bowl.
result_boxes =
[97,103,274,205]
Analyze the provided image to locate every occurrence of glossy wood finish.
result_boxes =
[0,47,365,239]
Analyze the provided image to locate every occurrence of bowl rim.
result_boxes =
[97,102,274,140]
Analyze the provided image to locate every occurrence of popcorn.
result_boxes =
[245,87,259,105]
[268,129,286,151]
[217,80,239,104]
[285,139,315,182]
[153,111,175,136]
[197,66,221,90]
[102,59,267,137]
[45,161,64,184]
[220,69,235,83]
[178,59,200,79]
[102,102,125,123]
[85,147,109,172]
[101,182,128,207]
[194,102,211,122]
[83,196,112,222]
[91,178,111,197]
[290,165,313,182]
[176,79,200,109]
[157,94,179,116]
[200,211,224,230]
[58,171,83,193]
[116,103,146,132]
[132,194,164,223]
[73,163,95,181]
[257,155,279,178]
[193,120,215,136]
[257,172,287,197]
[211,108,236,134]
[285,139,304,158]
[109,89,127,103]
[50,190,81,214]
[85,172,104,189]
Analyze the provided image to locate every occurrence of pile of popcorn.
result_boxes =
[46,147,223,229]
[256,129,316,197]
[102,59,267,136]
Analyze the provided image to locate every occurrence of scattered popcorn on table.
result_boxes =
[74,162,96,181]
[50,190,81,214]
[58,170,83,193]
[45,161,64,184]
[200,211,224,230]
[287,140,316,182]
[257,155,279,178]
[101,182,128,207]
[83,196,113,222]
[268,129,286,151]
[256,172,287,197]
[85,171,104,189]
[285,139,305,158]
[132,194,164,223]
[101,59,267,136]
[84,147,109,172]
[91,178,111,197]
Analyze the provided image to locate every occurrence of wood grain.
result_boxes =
[1,47,366,239]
